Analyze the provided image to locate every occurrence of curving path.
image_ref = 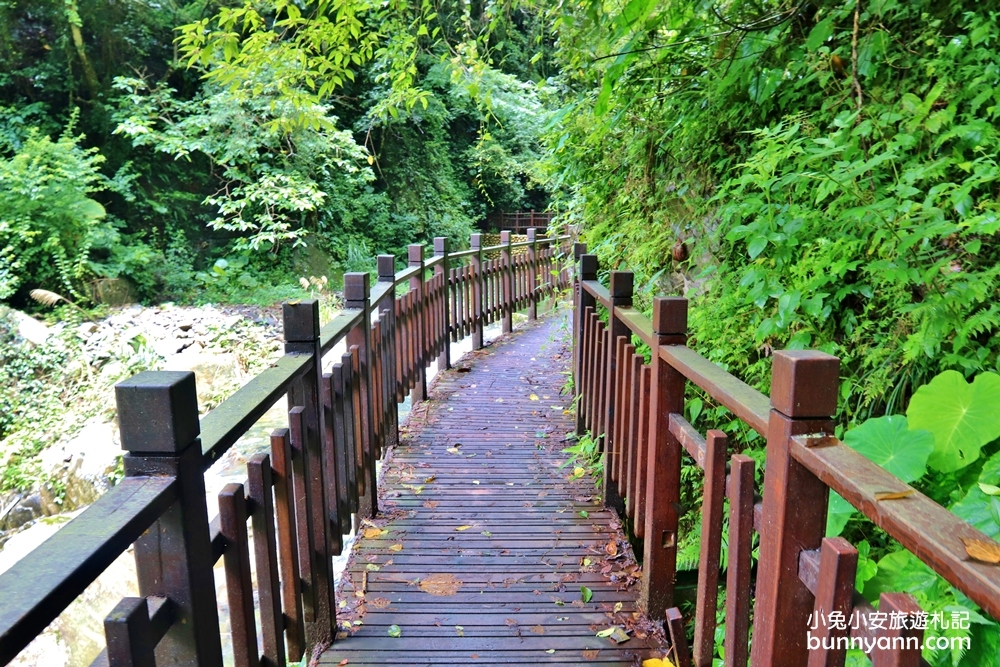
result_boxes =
[321,312,668,666]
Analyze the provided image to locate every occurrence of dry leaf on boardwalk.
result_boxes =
[530,625,545,634]
[419,573,463,596]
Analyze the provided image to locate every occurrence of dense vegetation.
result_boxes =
[547,0,1000,663]
[3,0,1000,663]
[0,0,552,308]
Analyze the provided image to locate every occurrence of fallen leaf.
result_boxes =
[609,627,631,644]
[424,475,436,483]
[596,627,616,638]
[545,649,555,654]
[643,659,677,667]
[456,625,465,637]
[613,602,623,613]
[505,618,518,627]
[582,649,600,659]
[389,544,403,552]
[388,624,401,638]
[423,500,439,509]
[962,537,1000,564]
[455,525,473,531]
[579,510,589,518]
[362,528,385,539]
[339,660,349,666]
[370,597,391,609]
[581,586,593,603]
[419,573,463,596]
[606,541,618,556]
[481,531,493,537]
[582,557,593,567]
[530,393,540,401]
[365,563,380,571]
[530,625,545,635]
[874,489,915,501]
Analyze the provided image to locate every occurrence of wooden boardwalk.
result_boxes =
[323,313,667,666]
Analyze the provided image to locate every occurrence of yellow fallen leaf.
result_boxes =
[529,393,540,401]
[874,489,915,501]
[643,658,676,667]
[455,525,473,531]
[962,537,1000,564]
[389,544,404,552]
[363,528,386,539]
[419,573,463,596]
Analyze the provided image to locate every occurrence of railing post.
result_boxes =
[434,237,451,370]
[641,296,687,620]
[602,271,633,515]
[345,272,379,519]
[407,244,427,401]
[282,299,335,645]
[116,371,223,667]
[470,233,485,350]
[377,255,398,450]
[527,228,538,321]
[574,248,593,436]
[500,230,513,333]
[751,350,840,666]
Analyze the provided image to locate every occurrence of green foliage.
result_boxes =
[907,371,1000,472]
[0,117,108,300]
[561,432,602,491]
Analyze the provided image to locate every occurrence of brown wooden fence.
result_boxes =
[0,230,571,667]
[572,247,1000,666]
[484,210,554,233]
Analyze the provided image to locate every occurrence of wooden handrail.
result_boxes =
[0,230,574,667]
[572,249,998,666]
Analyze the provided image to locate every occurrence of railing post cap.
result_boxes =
[771,350,840,418]
[377,255,395,281]
[527,228,537,241]
[580,253,598,279]
[470,233,483,249]
[116,371,200,454]
[609,271,634,298]
[434,237,449,254]
[344,272,371,302]
[408,243,424,263]
[652,297,687,335]
[573,242,587,260]
[500,231,511,243]
[282,299,320,342]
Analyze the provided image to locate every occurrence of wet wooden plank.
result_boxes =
[323,314,666,666]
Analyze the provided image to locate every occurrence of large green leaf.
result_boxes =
[842,415,934,482]
[907,371,1000,472]
[950,451,1000,540]
[828,415,933,535]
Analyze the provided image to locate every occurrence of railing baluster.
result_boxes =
[407,244,427,401]
[634,365,651,538]
[807,537,858,667]
[247,453,286,667]
[872,593,924,667]
[219,483,259,667]
[331,364,352,529]
[320,372,344,552]
[377,255,399,449]
[269,428,304,662]
[724,454,754,667]
[500,231,513,333]
[345,273,378,519]
[625,355,642,520]
[603,271,633,514]
[693,430,727,667]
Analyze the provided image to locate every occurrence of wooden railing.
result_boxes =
[484,210,554,233]
[572,249,1000,666]
[0,230,572,667]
